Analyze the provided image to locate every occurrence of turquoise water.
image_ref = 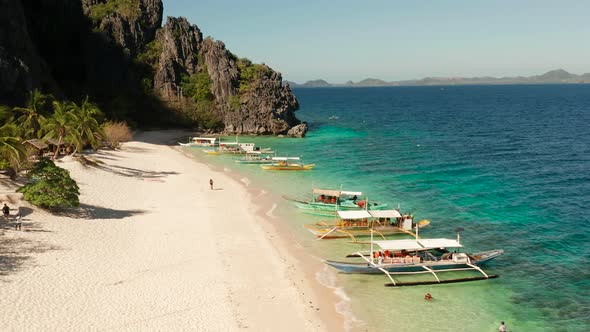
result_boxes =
[185,84,590,331]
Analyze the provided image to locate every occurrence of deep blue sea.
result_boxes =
[187,84,590,331]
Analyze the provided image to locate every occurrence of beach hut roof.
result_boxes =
[23,139,48,150]
[44,138,60,146]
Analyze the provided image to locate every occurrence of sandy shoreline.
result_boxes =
[0,130,345,331]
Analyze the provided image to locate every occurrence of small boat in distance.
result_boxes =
[178,137,219,147]
[325,232,503,287]
[235,152,275,164]
[261,157,315,170]
[289,188,388,217]
[329,115,339,120]
[304,209,429,241]
[205,142,273,155]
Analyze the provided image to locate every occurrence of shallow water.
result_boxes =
[184,84,590,331]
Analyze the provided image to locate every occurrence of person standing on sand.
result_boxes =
[2,203,9,219]
[499,321,507,332]
[209,178,214,190]
[15,213,22,231]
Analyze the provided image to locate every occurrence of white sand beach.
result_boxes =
[0,131,342,331]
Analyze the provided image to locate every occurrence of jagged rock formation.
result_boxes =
[153,17,202,100]
[81,0,162,57]
[153,16,303,135]
[0,0,304,136]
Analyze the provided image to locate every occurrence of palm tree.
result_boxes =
[70,96,105,151]
[0,120,26,174]
[43,100,77,159]
[12,90,53,139]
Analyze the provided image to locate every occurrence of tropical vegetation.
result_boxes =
[0,90,118,209]
[17,158,80,210]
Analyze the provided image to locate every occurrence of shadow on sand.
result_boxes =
[57,203,146,220]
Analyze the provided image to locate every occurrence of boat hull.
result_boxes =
[294,201,388,217]
[261,164,315,170]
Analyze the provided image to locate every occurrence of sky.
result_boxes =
[163,0,590,83]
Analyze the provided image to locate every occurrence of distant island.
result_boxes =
[286,69,590,88]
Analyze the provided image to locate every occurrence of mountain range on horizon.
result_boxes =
[285,69,590,88]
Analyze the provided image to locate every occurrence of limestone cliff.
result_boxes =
[0,0,305,136]
[153,17,303,135]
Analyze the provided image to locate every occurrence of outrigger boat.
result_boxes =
[235,151,275,164]
[178,136,219,147]
[261,157,315,170]
[305,210,430,241]
[289,188,388,217]
[325,231,503,287]
[205,141,273,155]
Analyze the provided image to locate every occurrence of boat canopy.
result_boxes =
[374,239,424,251]
[340,190,362,196]
[192,137,217,143]
[312,189,362,197]
[337,210,372,219]
[368,210,402,218]
[374,238,463,251]
[272,157,300,161]
[418,238,462,249]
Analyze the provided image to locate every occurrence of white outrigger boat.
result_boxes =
[305,210,430,241]
[235,151,275,164]
[325,230,503,287]
[260,157,315,170]
[178,137,219,147]
[205,141,273,155]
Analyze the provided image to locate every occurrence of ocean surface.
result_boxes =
[184,84,590,331]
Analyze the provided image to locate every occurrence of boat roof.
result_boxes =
[272,157,300,161]
[192,137,217,142]
[313,189,363,197]
[368,210,402,218]
[337,210,372,219]
[374,238,463,251]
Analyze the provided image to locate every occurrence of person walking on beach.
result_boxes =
[499,321,507,332]
[209,178,214,190]
[14,213,22,231]
[2,203,9,219]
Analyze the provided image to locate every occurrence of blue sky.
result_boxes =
[163,0,590,83]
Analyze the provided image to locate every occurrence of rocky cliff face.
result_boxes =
[153,17,202,101]
[0,0,54,104]
[153,16,303,135]
[0,0,305,136]
[81,0,162,57]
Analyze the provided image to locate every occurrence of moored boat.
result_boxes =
[304,210,430,241]
[325,233,503,286]
[235,152,275,164]
[178,136,219,147]
[261,157,315,170]
[289,188,388,216]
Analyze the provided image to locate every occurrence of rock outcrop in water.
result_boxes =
[0,0,305,136]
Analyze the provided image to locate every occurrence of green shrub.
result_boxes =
[237,58,271,93]
[88,0,140,23]
[189,100,222,130]
[18,158,80,210]
[227,95,241,111]
[180,70,214,103]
